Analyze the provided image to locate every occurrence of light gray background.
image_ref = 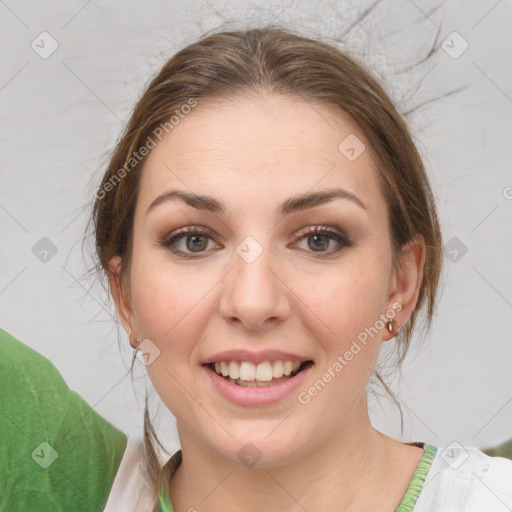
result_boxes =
[1,0,511,461]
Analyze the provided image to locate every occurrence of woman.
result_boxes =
[2,25,511,512]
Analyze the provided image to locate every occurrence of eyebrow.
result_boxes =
[146,187,366,217]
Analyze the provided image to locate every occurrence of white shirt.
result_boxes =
[414,444,512,511]
[103,438,158,512]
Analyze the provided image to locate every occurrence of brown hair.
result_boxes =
[87,24,442,496]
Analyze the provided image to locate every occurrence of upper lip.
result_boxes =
[202,349,313,365]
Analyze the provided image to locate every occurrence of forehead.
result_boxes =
[137,93,384,217]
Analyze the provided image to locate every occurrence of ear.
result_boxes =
[108,256,139,349]
[382,236,426,341]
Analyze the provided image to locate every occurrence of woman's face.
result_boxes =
[111,93,417,467]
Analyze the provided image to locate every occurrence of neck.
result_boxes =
[167,401,399,512]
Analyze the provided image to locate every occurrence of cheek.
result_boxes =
[129,248,212,353]
[129,254,213,416]
[299,260,389,336]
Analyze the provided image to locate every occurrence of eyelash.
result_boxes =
[158,225,352,259]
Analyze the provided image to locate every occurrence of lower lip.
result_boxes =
[201,364,313,407]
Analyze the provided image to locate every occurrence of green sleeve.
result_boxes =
[481,438,512,460]
[0,328,127,511]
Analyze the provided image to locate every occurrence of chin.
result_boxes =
[209,432,309,470]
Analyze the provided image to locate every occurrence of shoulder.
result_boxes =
[414,443,512,512]
[0,328,127,511]
[0,328,72,434]
[104,438,160,511]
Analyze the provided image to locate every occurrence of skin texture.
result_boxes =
[109,93,426,511]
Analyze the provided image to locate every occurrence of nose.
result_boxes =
[219,237,291,331]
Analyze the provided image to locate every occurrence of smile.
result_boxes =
[208,360,313,387]
[201,358,314,406]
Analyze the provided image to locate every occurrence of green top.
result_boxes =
[154,443,438,511]
[0,329,127,511]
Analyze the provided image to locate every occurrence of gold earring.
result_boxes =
[387,319,393,332]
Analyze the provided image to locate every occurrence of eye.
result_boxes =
[159,224,351,258]
[159,226,218,258]
[294,225,351,255]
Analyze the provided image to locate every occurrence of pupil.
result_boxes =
[310,234,327,251]
[188,235,206,251]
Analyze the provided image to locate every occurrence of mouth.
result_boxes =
[204,359,315,387]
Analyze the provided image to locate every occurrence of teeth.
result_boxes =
[273,360,284,378]
[211,360,305,382]
[255,361,273,381]
[228,361,240,380]
[228,378,271,387]
[239,361,256,381]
